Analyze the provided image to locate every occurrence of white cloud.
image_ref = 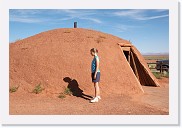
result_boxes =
[135,14,169,20]
[10,9,102,24]
[59,9,77,14]
[80,17,102,23]
[10,16,42,23]
[113,9,168,21]
[153,9,168,12]
[114,10,145,17]
[114,24,141,32]
[10,14,45,23]
[115,25,128,32]
[56,9,96,17]
[10,10,48,23]
[58,17,73,21]
[56,9,101,23]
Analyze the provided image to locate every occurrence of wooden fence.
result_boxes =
[147,62,169,73]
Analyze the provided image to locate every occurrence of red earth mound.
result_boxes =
[10,28,144,97]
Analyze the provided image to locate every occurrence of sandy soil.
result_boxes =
[10,78,168,115]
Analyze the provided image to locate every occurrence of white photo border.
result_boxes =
[0,0,179,125]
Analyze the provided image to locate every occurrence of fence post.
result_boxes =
[160,62,163,74]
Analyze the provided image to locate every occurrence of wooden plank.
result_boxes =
[122,47,130,51]
[160,63,163,73]
[128,50,131,64]
[118,43,133,47]
[130,51,139,80]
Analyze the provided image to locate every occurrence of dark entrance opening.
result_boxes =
[121,46,139,81]
[123,51,130,61]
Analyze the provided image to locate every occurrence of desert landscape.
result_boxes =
[9,28,169,115]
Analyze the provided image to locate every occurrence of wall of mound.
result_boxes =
[10,28,144,96]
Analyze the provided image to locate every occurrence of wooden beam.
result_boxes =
[118,43,133,47]
[128,50,131,64]
[130,51,139,80]
[130,47,160,87]
[122,47,130,51]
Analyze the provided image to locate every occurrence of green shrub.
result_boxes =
[58,87,72,99]
[166,72,169,78]
[58,93,66,99]
[64,87,72,96]
[162,71,169,78]
[32,83,44,94]
[9,86,19,93]
[152,72,162,79]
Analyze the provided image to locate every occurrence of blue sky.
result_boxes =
[9,9,169,54]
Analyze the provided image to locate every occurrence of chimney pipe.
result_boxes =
[74,22,77,28]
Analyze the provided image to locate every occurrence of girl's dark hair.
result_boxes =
[90,48,98,53]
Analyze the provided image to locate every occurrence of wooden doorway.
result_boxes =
[121,46,140,81]
[118,43,160,86]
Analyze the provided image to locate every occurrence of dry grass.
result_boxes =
[99,35,106,39]
[96,38,103,43]
[32,83,44,94]
[58,87,73,99]
[9,86,19,93]
[63,30,71,33]
[58,93,66,99]
[95,35,107,43]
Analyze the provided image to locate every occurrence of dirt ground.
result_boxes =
[10,77,168,115]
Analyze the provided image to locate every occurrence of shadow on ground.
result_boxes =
[63,77,92,100]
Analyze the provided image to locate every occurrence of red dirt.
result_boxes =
[132,77,169,113]
[10,78,168,115]
[9,28,168,115]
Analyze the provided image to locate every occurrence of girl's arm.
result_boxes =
[94,57,99,79]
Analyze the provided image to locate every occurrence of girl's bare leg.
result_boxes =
[90,82,100,102]
[94,82,100,97]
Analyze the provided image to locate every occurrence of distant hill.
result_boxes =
[142,52,169,56]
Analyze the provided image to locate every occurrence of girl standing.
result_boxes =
[90,48,101,103]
